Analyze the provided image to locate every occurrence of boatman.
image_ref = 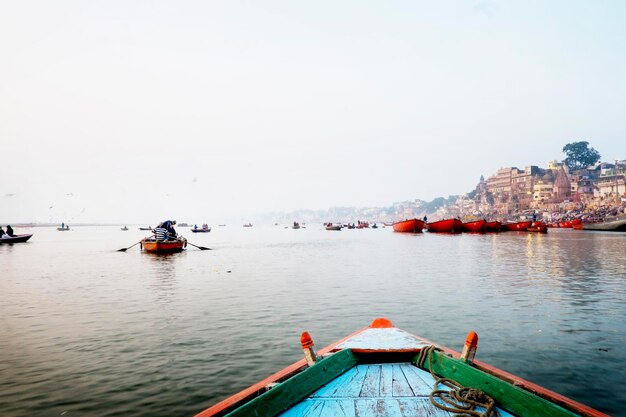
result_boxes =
[158,220,177,239]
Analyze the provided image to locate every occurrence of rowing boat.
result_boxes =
[0,233,33,244]
[501,221,532,232]
[195,318,607,417]
[462,219,487,233]
[527,221,548,233]
[582,216,626,232]
[392,218,425,233]
[484,221,502,232]
[140,237,187,253]
[426,218,463,233]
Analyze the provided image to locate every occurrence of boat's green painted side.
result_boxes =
[416,349,579,417]
[224,349,358,417]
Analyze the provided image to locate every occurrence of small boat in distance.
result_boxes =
[427,218,463,233]
[325,224,342,231]
[191,224,211,233]
[121,226,128,231]
[57,226,70,231]
[194,318,608,417]
[461,219,486,233]
[140,237,187,253]
[501,220,532,231]
[0,233,33,244]
[392,218,425,233]
[292,222,301,229]
[139,226,152,231]
[243,223,253,227]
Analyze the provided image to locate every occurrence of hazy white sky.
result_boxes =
[1,1,625,224]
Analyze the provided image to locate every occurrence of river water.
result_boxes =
[1,225,625,416]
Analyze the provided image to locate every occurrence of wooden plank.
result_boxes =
[317,399,357,417]
[414,351,580,417]
[392,364,415,397]
[401,363,439,396]
[311,365,366,398]
[310,367,355,398]
[359,364,381,397]
[380,364,394,397]
[224,349,358,417]
[396,398,452,417]
[354,399,377,417]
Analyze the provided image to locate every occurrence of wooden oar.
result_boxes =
[118,240,143,252]
[186,241,211,250]
[118,235,153,252]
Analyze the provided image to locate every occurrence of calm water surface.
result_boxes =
[1,225,625,416]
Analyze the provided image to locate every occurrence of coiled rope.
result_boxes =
[416,345,500,417]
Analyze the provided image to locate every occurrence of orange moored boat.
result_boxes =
[484,221,501,232]
[461,219,486,233]
[427,218,463,233]
[527,221,548,233]
[501,221,532,232]
[141,237,187,253]
[392,218,425,233]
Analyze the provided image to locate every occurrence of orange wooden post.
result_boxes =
[300,332,317,366]
[460,331,478,364]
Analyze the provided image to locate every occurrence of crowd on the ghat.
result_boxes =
[546,203,625,223]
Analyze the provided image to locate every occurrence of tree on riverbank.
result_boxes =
[562,141,601,171]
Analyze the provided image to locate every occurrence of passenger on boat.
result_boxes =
[6,225,14,237]
[423,216,427,222]
[0,226,5,238]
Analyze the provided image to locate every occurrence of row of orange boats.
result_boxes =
[547,218,583,229]
[392,218,548,233]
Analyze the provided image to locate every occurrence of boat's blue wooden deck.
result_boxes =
[278,362,515,417]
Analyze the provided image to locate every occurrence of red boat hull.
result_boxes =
[484,221,501,232]
[392,219,425,233]
[501,221,532,231]
[427,218,463,233]
[461,220,486,233]
[527,222,548,233]
[141,238,187,253]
